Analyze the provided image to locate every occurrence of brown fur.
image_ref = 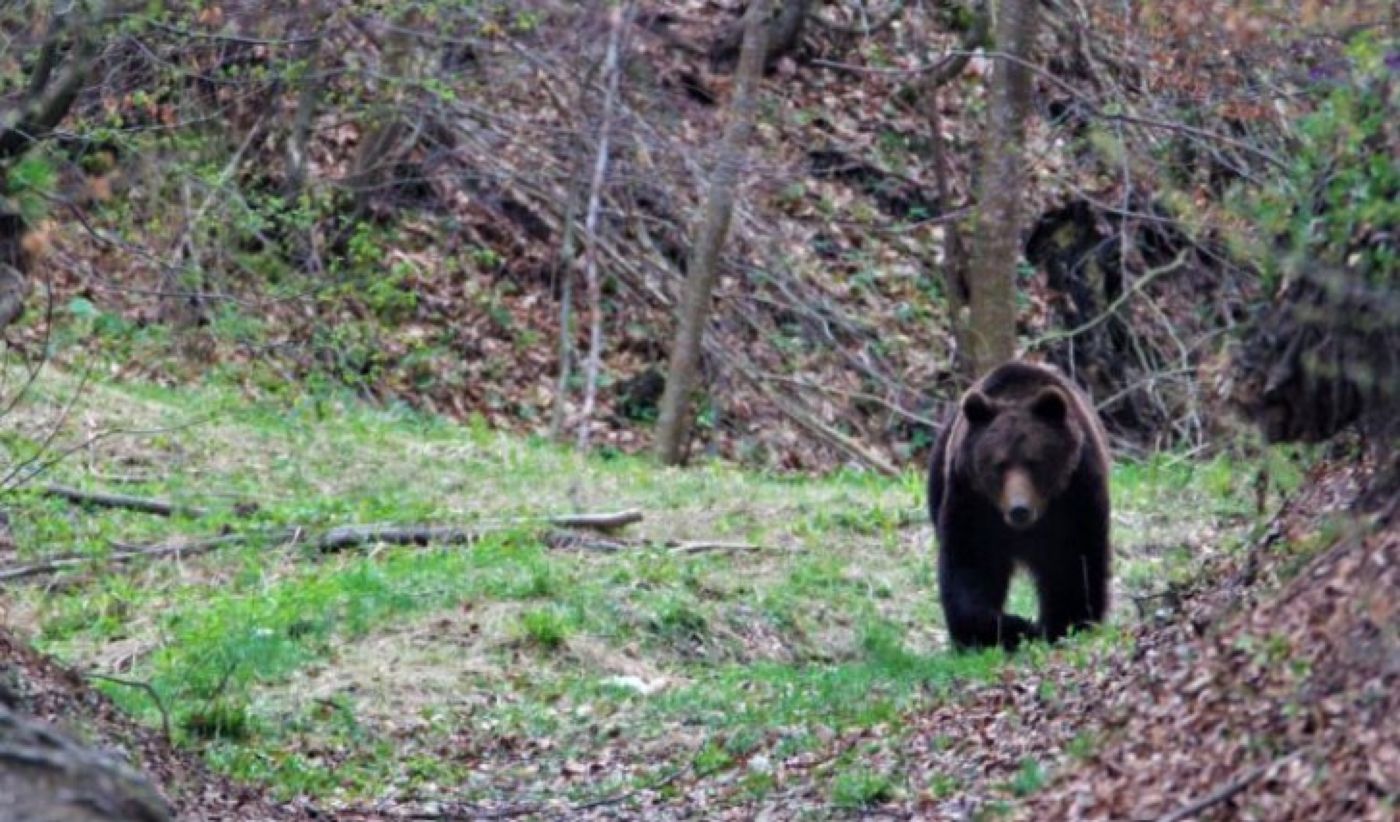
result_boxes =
[928,361,1112,650]
[937,369,1109,526]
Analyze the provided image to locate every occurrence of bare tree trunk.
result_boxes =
[710,0,809,72]
[916,1,990,384]
[549,51,609,441]
[966,0,1037,378]
[654,0,771,466]
[575,0,635,451]
[549,182,583,440]
[283,29,323,199]
[924,86,972,382]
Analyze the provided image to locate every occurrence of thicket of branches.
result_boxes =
[1,0,1394,469]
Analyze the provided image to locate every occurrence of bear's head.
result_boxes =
[959,386,1085,530]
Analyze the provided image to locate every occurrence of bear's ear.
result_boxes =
[962,390,997,426]
[1031,387,1069,424]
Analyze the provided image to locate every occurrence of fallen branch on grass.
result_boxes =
[42,483,211,518]
[544,508,643,531]
[0,509,663,582]
[544,531,629,552]
[668,540,762,555]
[0,531,292,583]
[316,524,482,552]
[545,531,762,555]
[316,509,644,552]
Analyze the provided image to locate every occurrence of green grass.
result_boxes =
[0,367,1277,805]
[832,766,896,808]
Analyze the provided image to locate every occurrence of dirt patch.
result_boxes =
[265,601,524,727]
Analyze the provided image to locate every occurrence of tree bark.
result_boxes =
[919,2,990,385]
[709,0,810,72]
[654,0,771,466]
[283,27,323,199]
[924,87,971,381]
[965,0,1037,378]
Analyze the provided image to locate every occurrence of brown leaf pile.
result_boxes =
[1030,518,1398,820]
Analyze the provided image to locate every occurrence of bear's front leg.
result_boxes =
[939,553,1039,651]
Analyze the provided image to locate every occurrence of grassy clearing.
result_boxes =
[0,367,1290,806]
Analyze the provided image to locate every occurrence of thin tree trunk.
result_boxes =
[966,0,1038,378]
[549,52,609,441]
[924,86,972,382]
[916,2,990,384]
[549,173,584,440]
[575,1,635,451]
[284,29,323,199]
[654,0,771,466]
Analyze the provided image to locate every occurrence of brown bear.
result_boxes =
[927,361,1111,650]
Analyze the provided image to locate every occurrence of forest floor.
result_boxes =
[3,367,1391,820]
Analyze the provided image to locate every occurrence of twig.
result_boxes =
[755,371,939,428]
[1,416,214,493]
[0,531,283,583]
[1027,250,1189,348]
[83,472,160,485]
[814,51,1285,169]
[547,508,643,531]
[87,673,173,741]
[762,389,900,476]
[42,484,210,518]
[668,541,761,555]
[562,759,692,815]
[544,531,629,553]
[1156,751,1300,822]
[546,531,762,555]
[145,19,320,46]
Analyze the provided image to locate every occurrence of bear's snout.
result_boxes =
[1000,468,1041,530]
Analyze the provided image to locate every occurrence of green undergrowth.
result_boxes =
[0,368,1293,805]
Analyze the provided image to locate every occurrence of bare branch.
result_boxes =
[41,484,211,519]
[1156,752,1301,822]
[0,1,105,160]
[575,1,637,451]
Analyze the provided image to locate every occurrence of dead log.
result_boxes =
[317,510,644,552]
[315,525,481,552]
[547,508,643,531]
